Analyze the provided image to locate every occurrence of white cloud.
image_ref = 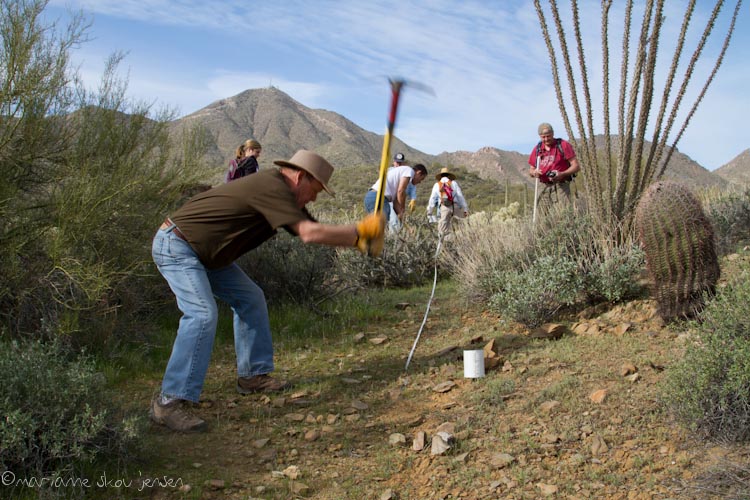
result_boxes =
[49,0,749,167]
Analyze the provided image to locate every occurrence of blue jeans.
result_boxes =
[364,190,391,221]
[152,227,274,402]
[387,202,402,232]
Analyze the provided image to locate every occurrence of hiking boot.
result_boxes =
[237,374,291,394]
[149,397,208,433]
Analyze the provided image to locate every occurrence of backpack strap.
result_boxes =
[439,179,454,203]
[537,139,566,158]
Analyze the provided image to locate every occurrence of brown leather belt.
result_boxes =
[160,218,187,241]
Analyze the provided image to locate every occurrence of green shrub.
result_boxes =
[41,57,206,348]
[237,231,339,305]
[489,255,584,327]
[446,204,645,325]
[441,216,532,303]
[0,338,142,485]
[706,188,750,256]
[582,243,646,303]
[0,0,86,337]
[0,6,207,350]
[662,260,750,442]
[334,214,441,290]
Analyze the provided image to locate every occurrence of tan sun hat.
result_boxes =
[435,167,456,181]
[274,150,336,196]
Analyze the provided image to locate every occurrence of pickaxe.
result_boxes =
[372,78,434,221]
[369,78,437,372]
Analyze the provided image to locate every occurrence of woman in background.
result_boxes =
[225,139,262,182]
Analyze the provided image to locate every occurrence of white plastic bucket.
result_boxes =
[463,349,485,378]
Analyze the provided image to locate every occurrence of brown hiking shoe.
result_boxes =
[237,374,291,394]
[149,397,207,433]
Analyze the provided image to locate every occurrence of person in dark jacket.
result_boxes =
[225,139,262,182]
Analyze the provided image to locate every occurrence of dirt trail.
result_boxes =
[132,294,747,500]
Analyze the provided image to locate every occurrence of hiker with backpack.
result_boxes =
[528,122,580,213]
[225,139,262,182]
[427,167,469,237]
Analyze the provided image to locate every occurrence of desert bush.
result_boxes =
[690,459,750,499]
[441,215,532,303]
[706,188,750,256]
[444,204,646,326]
[44,56,204,346]
[579,239,646,304]
[473,206,591,326]
[0,0,85,335]
[662,259,750,442]
[0,338,142,488]
[489,255,583,327]
[237,231,339,305]
[334,214,441,290]
[0,2,206,349]
[464,202,521,227]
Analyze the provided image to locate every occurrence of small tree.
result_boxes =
[0,0,89,333]
[533,0,743,229]
[46,53,202,346]
[0,0,209,346]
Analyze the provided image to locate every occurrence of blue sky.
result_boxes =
[47,0,748,170]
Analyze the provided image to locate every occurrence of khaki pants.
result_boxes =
[536,181,571,214]
[438,203,455,236]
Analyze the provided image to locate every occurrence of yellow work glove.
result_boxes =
[356,213,386,257]
[408,199,416,213]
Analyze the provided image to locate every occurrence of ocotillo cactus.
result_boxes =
[635,180,720,322]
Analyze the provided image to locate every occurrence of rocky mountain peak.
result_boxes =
[169,87,735,189]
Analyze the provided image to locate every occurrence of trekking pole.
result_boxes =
[532,155,540,225]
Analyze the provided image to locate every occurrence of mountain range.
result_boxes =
[170,87,749,190]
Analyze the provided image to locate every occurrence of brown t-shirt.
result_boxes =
[170,169,312,269]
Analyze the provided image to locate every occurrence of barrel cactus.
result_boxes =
[635,180,720,322]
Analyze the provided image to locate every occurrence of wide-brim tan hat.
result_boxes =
[435,167,456,181]
[274,150,336,196]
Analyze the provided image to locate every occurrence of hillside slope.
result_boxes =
[715,148,750,186]
[170,87,730,192]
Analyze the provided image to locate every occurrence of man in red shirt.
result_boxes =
[528,122,580,211]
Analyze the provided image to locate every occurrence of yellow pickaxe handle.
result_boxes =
[374,79,404,214]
